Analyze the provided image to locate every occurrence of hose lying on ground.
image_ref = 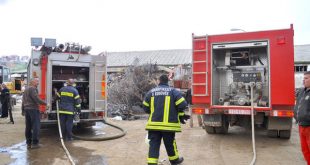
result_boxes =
[72,120,126,141]
[56,100,76,165]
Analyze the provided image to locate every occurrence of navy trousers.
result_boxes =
[25,109,41,145]
[60,114,74,140]
[147,131,180,164]
[0,102,8,118]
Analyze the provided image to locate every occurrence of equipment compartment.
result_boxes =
[51,66,90,112]
[211,42,270,107]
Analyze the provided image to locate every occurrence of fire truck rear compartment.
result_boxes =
[50,66,90,120]
[212,45,270,107]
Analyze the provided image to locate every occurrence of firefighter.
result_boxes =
[143,74,190,165]
[57,79,81,141]
[294,71,310,164]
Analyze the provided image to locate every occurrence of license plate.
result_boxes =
[228,109,251,115]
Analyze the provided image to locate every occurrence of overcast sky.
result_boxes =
[0,0,309,56]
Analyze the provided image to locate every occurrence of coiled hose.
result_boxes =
[72,120,126,141]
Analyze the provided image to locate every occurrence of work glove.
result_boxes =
[179,114,191,124]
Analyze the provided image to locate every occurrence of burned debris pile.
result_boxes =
[107,61,164,120]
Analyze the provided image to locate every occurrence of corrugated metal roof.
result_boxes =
[294,44,310,62]
[107,45,310,67]
[107,49,192,67]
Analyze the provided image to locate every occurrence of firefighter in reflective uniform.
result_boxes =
[143,75,190,165]
[57,79,81,141]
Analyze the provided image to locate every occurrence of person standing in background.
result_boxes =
[0,86,2,117]
[0,84,10,119]
[294,71,310,164]
[22,78,48,149]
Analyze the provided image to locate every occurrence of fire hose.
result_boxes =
[54,88,126,141]
[56,100,76,165]
[55,101,126,165]
[72,120,126,141]
[250,82,256,165]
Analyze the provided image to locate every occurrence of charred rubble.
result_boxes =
[107,60,166,120]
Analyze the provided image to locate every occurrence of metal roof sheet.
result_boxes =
[294,44,310,62]
[106,45,310,67]
[107,49,192,67]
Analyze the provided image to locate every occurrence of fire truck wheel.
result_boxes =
[214,115,229,134]
[205,126,216,134]
[279,130,291,139]
[215,122,229,134]
[267,130,278,138]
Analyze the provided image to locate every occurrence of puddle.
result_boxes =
[2,124,109,165]
[0,142,29,165]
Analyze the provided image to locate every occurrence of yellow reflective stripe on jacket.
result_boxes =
[175,97,185,105]
[147,121,180,127]
[143,101,149,107]
[58,110,74,115]
[75,104,81,108]
[74,95,80,99]
[145,125,181,132]
[169,140,179,160]
[147,158,158,164]
[148,97,155,123]
[178,112,185,116]
[61,92,74,97]
[163,96,170,123]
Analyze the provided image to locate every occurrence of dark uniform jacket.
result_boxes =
[1,88,10,104]
[143,83,187,132]
[294,88,310,126]
[58,86,81,115]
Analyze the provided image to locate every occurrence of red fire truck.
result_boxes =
[191,25,295,139]
[28,39,107,127]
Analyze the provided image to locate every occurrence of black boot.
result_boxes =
[170,157,184,165]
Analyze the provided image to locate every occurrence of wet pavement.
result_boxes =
[1,109,307,165]
[2,122,109,165]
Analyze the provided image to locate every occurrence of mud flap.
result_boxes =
[267,117,292,130]
[203,114,222,127]
[267,117,292,139]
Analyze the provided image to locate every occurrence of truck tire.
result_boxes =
[279,130,291,139]
[215,115,229,134]
[267,130,278,138]
[215,122,229,134]
[205,126,216,134]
